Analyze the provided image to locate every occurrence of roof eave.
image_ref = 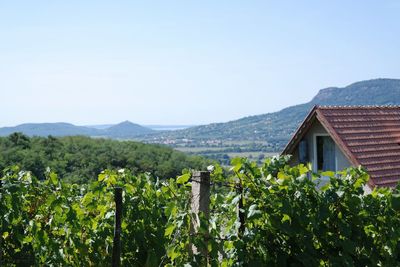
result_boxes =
[281,105,318,155]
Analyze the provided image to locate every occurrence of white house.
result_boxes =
[281,105,400,190]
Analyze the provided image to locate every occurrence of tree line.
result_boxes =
[0,133,209,183]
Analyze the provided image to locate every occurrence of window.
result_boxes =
[315,135,336,171]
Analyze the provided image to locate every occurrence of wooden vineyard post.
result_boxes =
[112,187,122,267]
[190,171,210,262]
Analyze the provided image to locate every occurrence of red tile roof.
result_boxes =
[282,106,400,188]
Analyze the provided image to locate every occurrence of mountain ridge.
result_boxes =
[1,78,399,153]
[0,120,154,139]
[138,78,400,151]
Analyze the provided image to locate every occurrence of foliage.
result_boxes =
[204,157,400,266]
[2,156,400,266]
[0,134,209,183]
[0,167,179,266]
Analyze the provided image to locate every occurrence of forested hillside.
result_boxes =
[140,78,400,152]
[0,133,208,183]
[1,79,399,165]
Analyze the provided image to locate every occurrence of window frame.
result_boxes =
[313,133,337,172]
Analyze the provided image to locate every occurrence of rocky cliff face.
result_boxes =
[311,79,400,106]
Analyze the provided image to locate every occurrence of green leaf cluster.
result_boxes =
[2,156,400,266]
[0,133,209,183]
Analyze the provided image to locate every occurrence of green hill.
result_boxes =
[139,78,400,154]
[104,120,154,138]
[0,122,100,137]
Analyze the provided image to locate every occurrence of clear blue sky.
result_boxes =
[1,1,399,126]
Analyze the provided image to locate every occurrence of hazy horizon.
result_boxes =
[0,121,197,128]
[1,1,399,127]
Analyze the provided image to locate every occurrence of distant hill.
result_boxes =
[103,121,154,138]
[2,78,399,154]
[0,123,100,137]
[139,78,400,151]
[0,121,154,139]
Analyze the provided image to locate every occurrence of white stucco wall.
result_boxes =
[289,120,352,172]
[335,145,351,171]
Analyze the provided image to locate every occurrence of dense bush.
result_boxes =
[0,167,183,266]
[0,133,209,183]
[1,156,400,266]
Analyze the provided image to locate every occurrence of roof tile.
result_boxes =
[318,106,400,187]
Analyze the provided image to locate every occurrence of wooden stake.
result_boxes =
[190,171,210,261]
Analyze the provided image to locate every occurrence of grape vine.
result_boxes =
[1,157,400,266]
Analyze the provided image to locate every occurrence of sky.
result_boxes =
[0,1,399,126]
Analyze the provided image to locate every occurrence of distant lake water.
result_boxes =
[146,125,195,131]
[86,124,195,131]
